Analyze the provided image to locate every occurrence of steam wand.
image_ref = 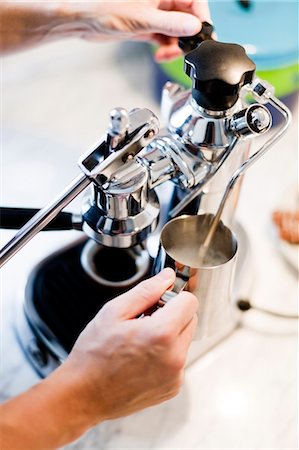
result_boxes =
[200,91,292,257]
[168,137,238,219]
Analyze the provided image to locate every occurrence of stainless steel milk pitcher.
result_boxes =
[154,214,238,339]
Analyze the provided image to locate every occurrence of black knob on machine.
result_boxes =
[178,21,214,54]
[184,40,256,111]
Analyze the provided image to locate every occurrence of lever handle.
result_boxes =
[0,207,76,231]
[0,174,90,268]
[0,108,160,268]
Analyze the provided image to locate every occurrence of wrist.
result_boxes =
[42,362,104,441]
[34,4,90,42]
[0,363,99,449]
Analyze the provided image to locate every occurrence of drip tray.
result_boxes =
[16,238,152,376]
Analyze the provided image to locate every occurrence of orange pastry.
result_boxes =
[272,210,299,244]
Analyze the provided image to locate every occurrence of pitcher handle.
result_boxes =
[140,266,190,316]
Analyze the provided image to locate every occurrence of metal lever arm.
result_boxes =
[0,108,159,268]
[0,174,90,268]
[0,207,81,231]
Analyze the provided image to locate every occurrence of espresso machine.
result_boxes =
[0,25,291,377]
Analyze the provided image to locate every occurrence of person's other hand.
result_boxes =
[61,268,198,425]
[72,0,212,61]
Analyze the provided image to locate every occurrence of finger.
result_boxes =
[146,10,202,36]
[134,33,176,46]
[111,268,176,319]
[154,43,181,61]
[151,291,199,335]
[162,315,198,370]
[159,0,212,23]
[177,313,198,353]
[190,0,212,23]
[151,33,178,46]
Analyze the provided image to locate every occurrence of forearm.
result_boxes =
[0,2,87,54]
[0,1,210,59]
[0,364,97,450]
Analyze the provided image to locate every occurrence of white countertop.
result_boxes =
[1,39,298,449]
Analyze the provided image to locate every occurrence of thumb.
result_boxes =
[147,10,202,37]
[113,268,176,319]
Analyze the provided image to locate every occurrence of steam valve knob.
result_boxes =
[178,21,214,54]
[184,40,256,111]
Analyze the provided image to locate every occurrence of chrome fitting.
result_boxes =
[249,78,275,104]
[230,104,272,138]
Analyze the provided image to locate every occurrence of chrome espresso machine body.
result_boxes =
[0,28,291,376]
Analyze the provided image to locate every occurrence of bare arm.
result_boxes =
[0,1,212,59]
[0,369,92,449]
[0,2,76,54]
[0,269,198,449]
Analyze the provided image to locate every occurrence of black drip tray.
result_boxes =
[26,239,152,353]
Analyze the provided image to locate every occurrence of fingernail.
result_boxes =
[156,268,175,281]
[183,17,201,36]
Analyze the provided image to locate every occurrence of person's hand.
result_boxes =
[60,268,198,424]
[0,1,212,58]
[72,0,212,61]
[0,268,198,449]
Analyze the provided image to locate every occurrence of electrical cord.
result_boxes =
[237,299,299,320]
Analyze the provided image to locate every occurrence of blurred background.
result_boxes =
[157,1,299,102]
